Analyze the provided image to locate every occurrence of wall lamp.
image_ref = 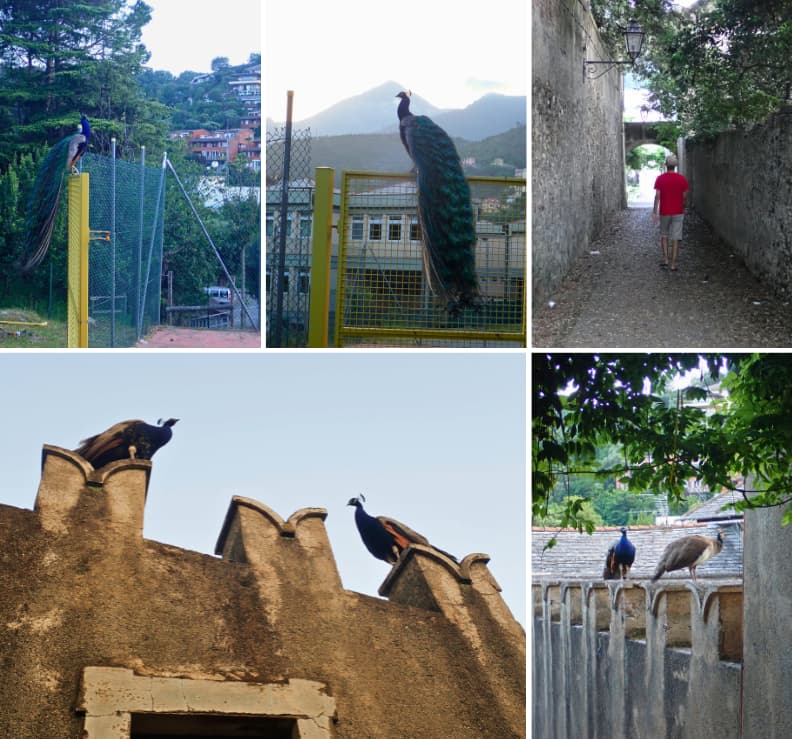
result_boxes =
[584,19,645,80]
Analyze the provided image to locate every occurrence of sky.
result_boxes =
[266,0,527,121]
[140,0,261,75]
[0,352,526,626]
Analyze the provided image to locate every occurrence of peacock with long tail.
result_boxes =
[74,418,178,470]
[21,114,91,273]
[347,494,457,564]
[396,91,479,315]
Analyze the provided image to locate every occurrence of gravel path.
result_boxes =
[533,206,792,347]
[137,327,261,348]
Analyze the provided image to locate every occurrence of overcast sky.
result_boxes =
[266,0,527,120]
[0,352,526,626]
[140,0,261,74]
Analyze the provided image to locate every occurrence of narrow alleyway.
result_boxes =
[533,206,792,347]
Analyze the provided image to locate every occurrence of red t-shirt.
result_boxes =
[654,172,689,216]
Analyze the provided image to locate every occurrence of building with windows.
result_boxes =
[265,178,526,340]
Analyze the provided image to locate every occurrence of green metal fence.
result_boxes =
[328,171,526,347]
[80,150,165,347]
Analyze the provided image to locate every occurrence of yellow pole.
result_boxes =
[307,167,334,348]
[333,171,351,347]
[67,172,90,348]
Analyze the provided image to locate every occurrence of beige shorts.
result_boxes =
[660,214,684,241]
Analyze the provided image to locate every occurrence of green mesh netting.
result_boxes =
[80,152,165,347]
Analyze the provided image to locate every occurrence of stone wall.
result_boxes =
[533,0,626,305]
[0,447,525,738]
[532,579,742,738]
[741,504,792,737]
[685,113,792,296]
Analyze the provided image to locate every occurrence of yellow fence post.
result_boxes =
[67,173,90,348]
[307,167,334,348]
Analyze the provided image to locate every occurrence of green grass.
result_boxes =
[0,309,67,348]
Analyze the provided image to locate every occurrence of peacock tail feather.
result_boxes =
[21,116,90,273]
[398,94,480,314]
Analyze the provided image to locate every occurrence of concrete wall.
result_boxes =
[685,112,792,296]
[0,447,525,738]
[532,0,626,305]
[532,579,742,738]
[742,504,792,738]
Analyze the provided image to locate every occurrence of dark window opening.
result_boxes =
[130,713,296,738]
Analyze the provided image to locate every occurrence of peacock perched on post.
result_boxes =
[347,494,457,564]
[74,418,178,470]
[20,114,91,273]
[396,91,479,315]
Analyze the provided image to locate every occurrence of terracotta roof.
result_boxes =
[532,521,743,581]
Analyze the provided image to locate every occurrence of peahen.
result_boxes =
[347,494,457,564]
[603,527,636,580]
[652,531,724,583]
[396,91,479,315]
[75,418,178,470]
[21,114,91,273]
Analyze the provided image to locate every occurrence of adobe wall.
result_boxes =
[685,113,792,296]
[0,447,525,738]
[532,579,742,738]
[532,0,626,305]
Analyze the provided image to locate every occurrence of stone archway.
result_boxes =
[624,121,667,151]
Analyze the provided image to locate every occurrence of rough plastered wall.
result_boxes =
[0,447,525,739]
[741,504,792,737]
[532,0,626,305]
[685,113,792,296]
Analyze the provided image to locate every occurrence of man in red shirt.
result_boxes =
[652,154,689,271]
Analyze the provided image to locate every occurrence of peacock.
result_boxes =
[652,531,724,583]
[75,418,178,470]
[396,91,479,315]
[603,527,636,579]
[347,494,457,564]
[21,114,91,273]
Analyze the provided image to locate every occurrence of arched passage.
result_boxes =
[624,122,676,206]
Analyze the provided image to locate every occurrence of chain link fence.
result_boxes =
[80,151,165,347]
[266,123,312,347]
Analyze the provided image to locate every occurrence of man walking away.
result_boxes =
[652,153,689,271]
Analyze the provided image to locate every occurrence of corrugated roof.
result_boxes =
[532,521,743,581]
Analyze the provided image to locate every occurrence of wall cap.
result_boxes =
[215,495,328,555]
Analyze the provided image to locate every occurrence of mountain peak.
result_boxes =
[267,82,526,139]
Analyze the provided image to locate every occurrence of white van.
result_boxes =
[203,286,232,307]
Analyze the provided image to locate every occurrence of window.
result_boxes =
[131,714,294,737]
[388,216,402,241]
[409,219,421,241]
[265,215,274,239]
[351,216,364,240]
[300,215,312,239]
[297,271,310,294]
[369,217,382,241]
[78,667,336,739]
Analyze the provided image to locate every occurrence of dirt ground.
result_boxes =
[137,326,261,349]
[533,206,792,347]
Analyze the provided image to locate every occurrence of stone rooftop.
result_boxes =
[532,520,743,581]
[679,489,743,521]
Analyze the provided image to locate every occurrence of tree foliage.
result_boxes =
[0,3,261,317]
[533,354,792,538]
[591,0,792,137]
